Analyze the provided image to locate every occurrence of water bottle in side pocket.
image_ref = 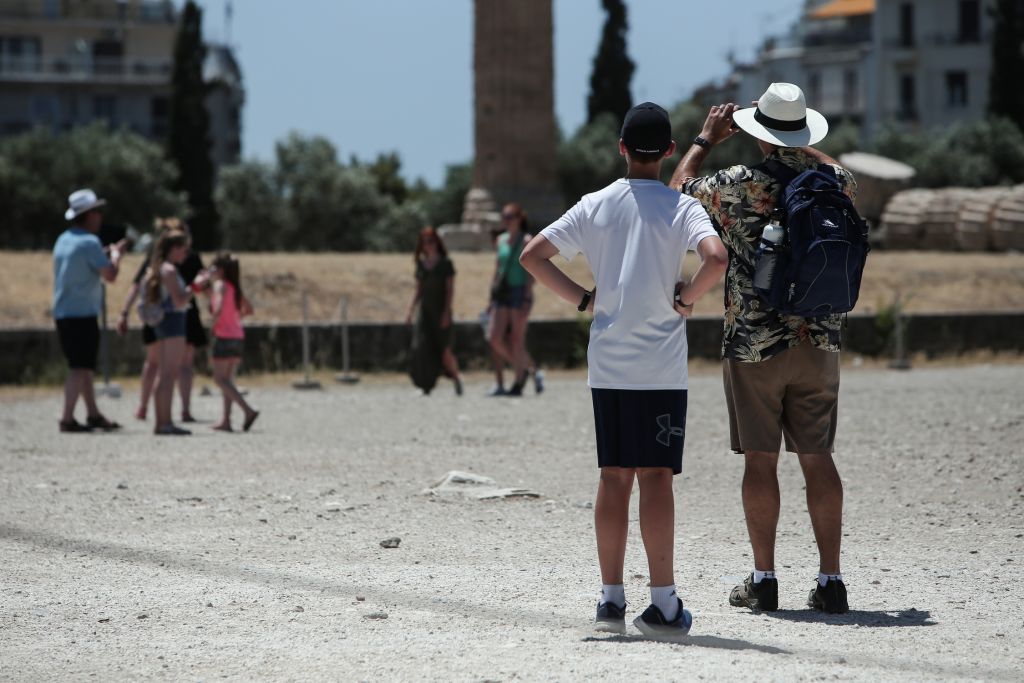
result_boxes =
[753,218,786,297]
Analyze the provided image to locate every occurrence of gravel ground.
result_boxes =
[1,364,1022,682]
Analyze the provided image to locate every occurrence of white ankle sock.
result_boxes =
[818,572,843,587]
[650,585,679,620]
[600,583,625,608]
[753,569,776,584]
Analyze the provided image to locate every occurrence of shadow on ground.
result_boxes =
[765,608,936,627]
[582,633,790,654]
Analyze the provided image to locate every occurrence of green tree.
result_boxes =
[423,162,471,226]
[558,112,623,202]
[274,133,392,251]
[0,124,185,249]
[168,1,219,249]
[587,0,634,125]
[216,161,286,250]
[989,0,1024,129]
[872,117,1024,187]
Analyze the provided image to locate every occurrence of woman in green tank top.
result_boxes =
[487,203,543,397]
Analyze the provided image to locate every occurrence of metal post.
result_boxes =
[292,291,322,390]
[96,284,122,397]
[335,296,360,384]
[889,294,912,370]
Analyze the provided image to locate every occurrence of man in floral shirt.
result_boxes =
[669,83,856,614]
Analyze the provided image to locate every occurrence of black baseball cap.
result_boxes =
[621,102,672,155]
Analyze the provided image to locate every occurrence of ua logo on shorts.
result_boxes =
[655,414,684,447]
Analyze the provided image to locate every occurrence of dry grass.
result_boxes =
[3,249,1023,329]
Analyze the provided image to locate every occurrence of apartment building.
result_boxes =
[692,0,996,141]
[0,0,243,167]
[870,0,995,135]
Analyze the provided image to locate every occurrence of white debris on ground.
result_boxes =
[423,470,541,500]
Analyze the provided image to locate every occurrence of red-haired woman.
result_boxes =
[405,227,463,395]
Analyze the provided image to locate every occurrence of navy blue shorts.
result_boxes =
[154,311,187,340]
[591,388,688,474]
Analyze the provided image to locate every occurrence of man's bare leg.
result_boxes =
[797,452,843,574]
[637,467,675,587]
[743,450,781,571]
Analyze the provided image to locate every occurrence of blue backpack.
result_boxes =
[752,161,870,317]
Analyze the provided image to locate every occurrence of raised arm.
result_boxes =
[669,104,741,190]
[519,236,594,312]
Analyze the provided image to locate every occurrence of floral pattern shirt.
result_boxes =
[680,148,858,363]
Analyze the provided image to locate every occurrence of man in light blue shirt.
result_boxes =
[53,189,125,432]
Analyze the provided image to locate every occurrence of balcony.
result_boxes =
[0,0,176,24]
[0,54,171,85]
[803,26,873,47]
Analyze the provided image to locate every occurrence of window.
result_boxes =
[844,69,859,110]
[0,36,42,73]
[946,71,968,107]
[32,94,59,125]
[958,1,981,43]
[808,72,822,106]
[43,0,60,19]
[899,3,915,47]
[92,39,124,76]
[899,74,917,120]
[93,95,118,124]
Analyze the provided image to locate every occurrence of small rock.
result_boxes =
[116,483,128,490]
[293,606,304,613]
[871,580,881,585]
[98,617,110,623]
[364,611,388,620]
[288,535,297,540]
[325,503,342,512]
[137,614,148,620]
[206,602,214,608]
[258,518,268,523]
[380,537,401,549]
[355,596,365,602]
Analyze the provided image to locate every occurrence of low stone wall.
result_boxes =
[3,312,1021,384]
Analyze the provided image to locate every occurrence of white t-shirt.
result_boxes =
[540,178,718,390]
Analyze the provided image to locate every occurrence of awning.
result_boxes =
[809,0,875,19]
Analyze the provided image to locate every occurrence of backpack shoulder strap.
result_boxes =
[754,159,801,192]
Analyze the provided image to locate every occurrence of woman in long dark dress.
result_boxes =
[405,227,463,395]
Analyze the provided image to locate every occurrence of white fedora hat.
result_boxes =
[64,188,107,221]
[732,82,829,147]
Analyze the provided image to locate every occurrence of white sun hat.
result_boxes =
[64,188,107,221]
[732,82,829,148]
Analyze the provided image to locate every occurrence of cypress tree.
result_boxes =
[988,0,1024,128]
[168,1,220,249]
[586,0,635,125]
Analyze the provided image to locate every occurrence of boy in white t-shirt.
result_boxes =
[521,103,727,640]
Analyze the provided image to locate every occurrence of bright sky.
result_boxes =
[190,0,805,186]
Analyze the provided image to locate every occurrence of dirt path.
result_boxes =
[3,250,1023,329]
[1,365,1022,681]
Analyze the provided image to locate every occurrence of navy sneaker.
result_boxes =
[730,573,779,611]
[594,600,626,634]
[808,578,849,614]
[633,598,692,641]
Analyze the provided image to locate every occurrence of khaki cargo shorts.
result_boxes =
[722,340,840,455]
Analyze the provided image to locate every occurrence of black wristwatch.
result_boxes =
[578,288,594,312]
[693,135,713,150]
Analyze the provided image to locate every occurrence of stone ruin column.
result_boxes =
[468,0,563,233]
